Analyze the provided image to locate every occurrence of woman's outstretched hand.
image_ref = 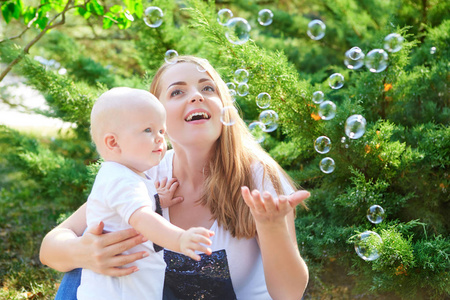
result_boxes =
[241,187,310,225]
[80,221,149,276]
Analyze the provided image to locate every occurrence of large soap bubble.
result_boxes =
[367,205,385,224]
[143,7,163,28]
[328,73,344,89]
[345,114,367,139]
[354,231,382,261]
[318,100,336,120]
[249,121,266,143]
[307,19,326,40]
[225,17,251,45]
[344,47,365,70]
[365,49,389,73]
[319,157,335,174]
[258,9,273,26]
[220,106,238,126]
[384,33,404,53]
[217,8,233,26]
[259,110,279,132]
[314,136,332,154]
[256,92,271,109]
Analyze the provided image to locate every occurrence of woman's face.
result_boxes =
[157,62,224,149]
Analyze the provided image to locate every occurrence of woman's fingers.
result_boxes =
[286,190,311,208]
[262,191,277,211]
[100,227,144,248]
[241,186,255,209]
[104,265,139,277]
[103,231,147,256]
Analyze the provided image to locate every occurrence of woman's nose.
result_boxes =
[189,90,204,103]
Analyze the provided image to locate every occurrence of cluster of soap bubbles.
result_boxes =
[343,33,404,73]
[217,8,274,45]
[34,56,67,75]
[353,205,386,261]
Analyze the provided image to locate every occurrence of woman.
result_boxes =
[40,56,310,300]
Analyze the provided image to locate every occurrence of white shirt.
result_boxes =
[78,161,166,300]
[146,150,294,300]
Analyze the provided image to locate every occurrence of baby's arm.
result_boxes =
[129,207,214,261]
[155,177,184,208]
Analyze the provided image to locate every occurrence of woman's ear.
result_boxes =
[104,133,121,153]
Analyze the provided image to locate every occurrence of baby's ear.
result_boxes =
[104,133,121,153]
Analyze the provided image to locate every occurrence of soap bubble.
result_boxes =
[258,9,273,26]
[312,91,325,104]
[256,92,271,109]
[318,100,336,120]
[314,136,331,154]
[164,49,178,64]
[344,47,365,70]
[319,157,335,174]
[228,89,237,102]
[144,7,163,28]
[234,69,249,84]
[365,49,388,73]
[345,114,367,139]
[226,82,236,90]
[430,47,436,54]
[225,17,251,45]
[259,110,279,132]
[367,205,385,224]
[217,8,233,26]
[249,121,266,143]
[307,20,326,40]
[354,231,382,261]
[328,73,344,89]
[237,83,249,97]
[384,33,404,53]
[220,106,238,126]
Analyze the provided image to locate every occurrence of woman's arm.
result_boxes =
[241,187,310,300]
[39,203,147,276]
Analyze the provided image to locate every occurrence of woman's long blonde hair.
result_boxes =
[150,55,299,239]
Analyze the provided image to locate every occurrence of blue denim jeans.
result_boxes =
[54,268,81,300]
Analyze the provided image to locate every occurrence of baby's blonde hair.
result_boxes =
[90,87,160,157]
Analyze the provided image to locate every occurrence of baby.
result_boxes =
[77,87,214,299]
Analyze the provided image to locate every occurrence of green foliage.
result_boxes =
[0,0,449,298]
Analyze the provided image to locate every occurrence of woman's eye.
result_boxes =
[170,89,182,97]
[203,85,215,92]
[144,128,152,133]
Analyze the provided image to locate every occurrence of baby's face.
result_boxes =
[116,98,167,174]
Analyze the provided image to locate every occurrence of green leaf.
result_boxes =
[23,7,36,24]
[109,5,123,14]
[134,1,143,19]
[1,3,14,24]
[12,0,23,19]
[87,0,104,16]
[35,17,48,30]
[102,17,113,29]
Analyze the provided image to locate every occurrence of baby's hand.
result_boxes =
[179,228,214,261]
[155,177,184,208]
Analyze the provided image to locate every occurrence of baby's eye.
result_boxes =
[159,129,165,134]
[203,85,215,92]
[144,128,152,133]
[170,89,183,97]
